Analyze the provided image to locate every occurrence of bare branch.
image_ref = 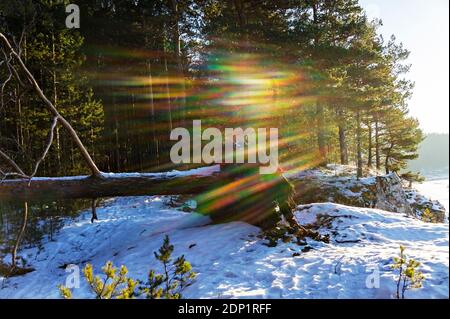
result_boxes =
[29,116,58,179]
[1,48,26,109]
[0,170,30,181]
[0,32,102,177]
[0,149,26,176]
[9,62,27,88]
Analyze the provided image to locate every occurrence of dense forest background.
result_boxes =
[0,0,423,180]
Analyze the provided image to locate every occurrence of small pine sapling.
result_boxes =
[400,171,425,188]
[58,285,72,299]
[141,235,196,299]
[59,261,138,299]
[58,235,196,299]
[390,245,425,299]
[173,255,197,293]
[142,269,165,299]
[422,208,438,223]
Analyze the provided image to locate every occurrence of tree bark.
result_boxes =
[316,103,327,165]
[0,150,26,176]
[367,120,373,168]
[52,31,62,174]
[147,61,160,168]
[0,166,235,201]
[375,115,381,170]
[337,109,348,165]
[310,2,327,165]
[356,110,363,178]
[169,0,187,127]
[385,143,393,174]
[164,58,173,133]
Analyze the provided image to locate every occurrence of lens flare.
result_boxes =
[87,42,322,224]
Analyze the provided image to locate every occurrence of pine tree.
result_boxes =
[381,107,423,174]
[142,235,196,299]
[390,245,425,299]
[0,0,103,176]
[59,261,138,299]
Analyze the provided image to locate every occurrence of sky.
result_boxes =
[359,0,449,134]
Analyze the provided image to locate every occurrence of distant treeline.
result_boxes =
[0,0,423,178]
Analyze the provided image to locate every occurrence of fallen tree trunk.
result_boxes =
[0,166,232,202]
[1,164,320,243]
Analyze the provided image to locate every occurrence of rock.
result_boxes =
[301,246,312,253]
[404,189,446,222]
[289,165,446,223]
[374,173,412,215]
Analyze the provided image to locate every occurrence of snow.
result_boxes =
[414,179,449,215]
[0,196,448,299]
[28,165,222,181]
[285,164,378,188]
[101,164,222,178]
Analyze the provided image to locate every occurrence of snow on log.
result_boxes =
[0,165,229,201]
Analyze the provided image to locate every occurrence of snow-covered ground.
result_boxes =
[0,196,448,299]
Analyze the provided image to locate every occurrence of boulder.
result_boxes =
[288,165,446,223]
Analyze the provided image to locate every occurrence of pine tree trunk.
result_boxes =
[338,109,348,165]
[169,0,187,128]
[147,61,160,169]
[0,167,231,201]
[375,115,381,170]
[131,93,143,171]
[52,32,61,175]
[316,103,327,165]
[385,143,394,174]
[113,95,120,172]
[164,58,173,133]
[311,3,326,165]
[356,110,363,178]
[367,120,373,168]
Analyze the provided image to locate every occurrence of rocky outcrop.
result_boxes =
[405,189,446,222]
[288,165,446,223]
[374,173,412,215]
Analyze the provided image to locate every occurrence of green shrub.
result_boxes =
[390,245,425,299]
[59,262,138,299]
[140,235,197,299]
[422,208,438,223]
[58,235,196,299]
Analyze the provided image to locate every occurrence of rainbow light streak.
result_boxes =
[89,44,325,223]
